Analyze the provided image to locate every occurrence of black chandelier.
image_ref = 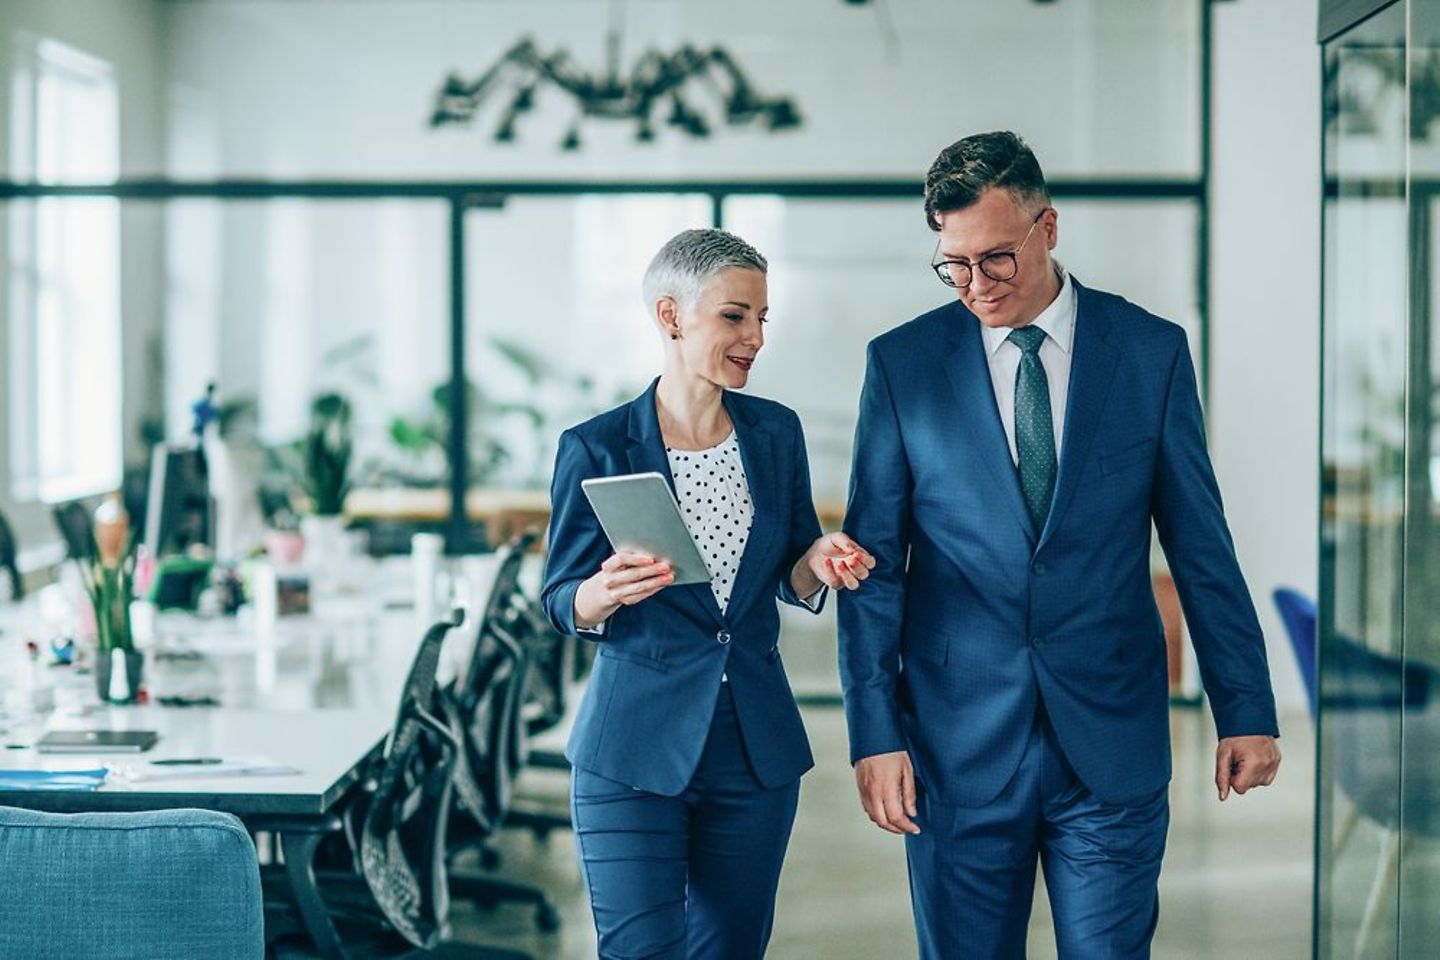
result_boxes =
[428,34,802,150]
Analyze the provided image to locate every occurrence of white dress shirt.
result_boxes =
[980,266,1077,465]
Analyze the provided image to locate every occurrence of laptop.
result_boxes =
[35,730,159,754]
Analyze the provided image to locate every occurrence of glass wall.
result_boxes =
[1319,1,1440,955]
[462,195,712,491]
[151,198,452,555]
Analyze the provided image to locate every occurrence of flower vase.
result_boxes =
[95,648,144,704]
[301,514,349,594]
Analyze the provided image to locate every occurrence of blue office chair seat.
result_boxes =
[0,805,262,959]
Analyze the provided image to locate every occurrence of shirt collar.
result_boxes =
[981,264,1075,357]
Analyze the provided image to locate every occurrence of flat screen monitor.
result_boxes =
[143,444,212,558]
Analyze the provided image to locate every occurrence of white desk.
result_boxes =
[0,707,387,816]
[0,554,502,960]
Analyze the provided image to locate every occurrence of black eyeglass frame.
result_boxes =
[930,209,1049,289]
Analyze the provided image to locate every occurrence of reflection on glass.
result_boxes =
[1320,4,1407,957]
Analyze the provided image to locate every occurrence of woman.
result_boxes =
[541,228,874,959]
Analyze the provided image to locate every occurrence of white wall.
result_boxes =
[1211,0,1320,713]
[162,0,1201,180]
[0,0,167,545]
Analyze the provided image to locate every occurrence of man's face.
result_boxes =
[933,186,1059,329]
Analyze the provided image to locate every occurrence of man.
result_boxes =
[838,131,1281,959]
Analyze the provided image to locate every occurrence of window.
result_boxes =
[7,37,121,502]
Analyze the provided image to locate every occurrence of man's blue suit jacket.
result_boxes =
[541,380,824,797]
[838,279,1279,808]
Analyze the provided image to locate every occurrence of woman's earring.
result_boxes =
[670,331,680,341]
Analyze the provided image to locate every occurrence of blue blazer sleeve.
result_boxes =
[838,342,913,762]
[1151,342,1279,740]
[776,411,826,613]
[540,428,612,638]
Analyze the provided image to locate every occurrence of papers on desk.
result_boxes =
[0,767,109,791]
[111,759,303,782]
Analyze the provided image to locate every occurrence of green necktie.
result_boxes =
[1007,325,1056,534]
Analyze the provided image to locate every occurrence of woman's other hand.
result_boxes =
[574,552,674,628]
[794,532,876,596]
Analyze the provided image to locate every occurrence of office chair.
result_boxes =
[0,806,262,959]
[1273,587,1318,717]
[0,509,23,599]
[52,498,98,563]
[263,610,524,958]
[444,532,562,934]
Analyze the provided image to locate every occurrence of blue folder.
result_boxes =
[0,768,109,791]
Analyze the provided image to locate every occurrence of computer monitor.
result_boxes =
[143,444,212,558]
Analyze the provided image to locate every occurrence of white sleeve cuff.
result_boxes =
[799,585,827,611]
[577,619,608,636]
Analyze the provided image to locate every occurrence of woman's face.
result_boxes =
[663,267,768,389]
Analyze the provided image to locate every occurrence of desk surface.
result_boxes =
[0,554,505,818]
[0,707,386,816]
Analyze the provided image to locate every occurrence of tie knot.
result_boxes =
[1007,325,1047,355]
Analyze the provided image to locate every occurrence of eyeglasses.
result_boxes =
[931,210,1047,289]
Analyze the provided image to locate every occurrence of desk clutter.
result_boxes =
[0,527,589,959]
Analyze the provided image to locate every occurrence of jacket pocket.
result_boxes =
[1098,438,1156,476]
[596,645,670,673]
[901,620,950,667]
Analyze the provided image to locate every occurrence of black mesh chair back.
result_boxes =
[357,608,464,950]
[446,533,535,834]
[0,510,22,600]
[52,500,97,563]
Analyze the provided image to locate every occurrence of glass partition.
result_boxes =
[1398,4,1440,953]
[1318,2,1412,956]
[462,194,713,491]
[161,199,452,555]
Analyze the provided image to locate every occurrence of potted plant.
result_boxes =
[82,496,143,703]
[299,392,354,573]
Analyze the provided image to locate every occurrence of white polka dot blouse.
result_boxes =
[665,432,754,614]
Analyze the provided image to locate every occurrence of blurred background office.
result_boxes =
[0,0,1432,956]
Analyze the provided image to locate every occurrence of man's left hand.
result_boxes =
[1215,735,1280,801]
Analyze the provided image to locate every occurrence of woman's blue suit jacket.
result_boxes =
[541,380,825,797]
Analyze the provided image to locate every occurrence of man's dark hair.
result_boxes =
[923,131,1051,231]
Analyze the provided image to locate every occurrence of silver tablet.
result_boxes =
[580,472,711,586]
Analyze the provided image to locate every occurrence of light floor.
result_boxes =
[453,703,1315,959]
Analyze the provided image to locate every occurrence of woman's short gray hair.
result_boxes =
[642,229,767,309]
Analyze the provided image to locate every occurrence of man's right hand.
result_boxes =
[854,750,921,835]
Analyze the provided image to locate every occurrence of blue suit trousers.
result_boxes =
[571,683,800,960]
[905,705,1169,959]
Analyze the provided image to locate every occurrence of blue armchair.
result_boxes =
[0,806,263,959]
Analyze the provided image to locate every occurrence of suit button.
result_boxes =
[1033,562,1047,575]
[1030,636,1044,648]
[716,630,731,645]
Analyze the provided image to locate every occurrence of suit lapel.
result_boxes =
[1036,279,1118,552]
[719,391,779,624]
[941,304,1038,546]
[625,379,724,625]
